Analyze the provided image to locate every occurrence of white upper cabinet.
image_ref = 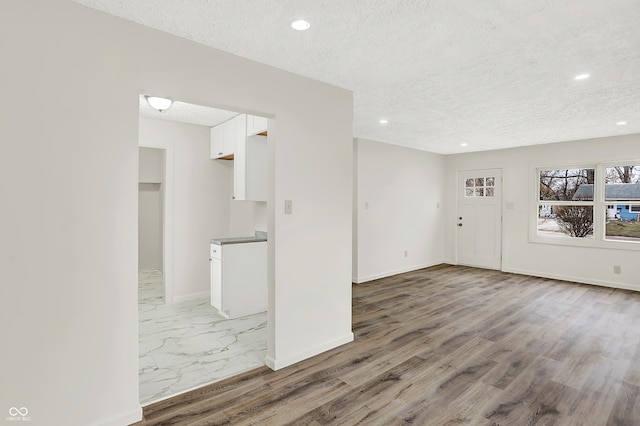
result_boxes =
[223,118,236,154]
[210,124,225,159]
[210,117,237,159]
[246,115,268,136]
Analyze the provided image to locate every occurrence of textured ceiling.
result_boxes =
[74,0,640,154]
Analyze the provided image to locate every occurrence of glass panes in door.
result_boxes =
[465,175,496,197]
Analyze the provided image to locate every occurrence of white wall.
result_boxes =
[445,133,640,290]
[138,146,164,183]
[229,199,268,236]
[0,1,353,425]
[354,138,445,282]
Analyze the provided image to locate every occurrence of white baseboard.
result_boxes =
[502,267,640,293]
[353,261,443,284]
[172,291,210,303]
[94,405,142,426]
[265,332,354,371]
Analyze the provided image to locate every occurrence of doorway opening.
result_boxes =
[137,95,270,405]
[138,147,165,305]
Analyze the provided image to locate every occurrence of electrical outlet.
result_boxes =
[613,265,621,274]
[404,250,408,258]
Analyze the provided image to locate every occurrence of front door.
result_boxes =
[456,169,502,269]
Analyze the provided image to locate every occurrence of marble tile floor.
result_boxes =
[138,269,267,405]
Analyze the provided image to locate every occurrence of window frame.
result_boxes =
[530,161,640,250]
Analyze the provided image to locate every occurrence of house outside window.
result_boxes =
[603,165,640,241]
[533,163,640,248]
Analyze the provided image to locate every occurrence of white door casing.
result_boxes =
[456,169,502,270]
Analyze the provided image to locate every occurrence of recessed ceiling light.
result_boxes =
[379,119,388,125]
[291,20,311,31]
[461,143,468,147]
[574,74,590,80]
[146,96,173,112]
[617,121,627,126]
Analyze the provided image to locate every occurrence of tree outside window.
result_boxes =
[537,168,594,239]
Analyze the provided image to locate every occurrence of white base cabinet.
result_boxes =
[210,242,267,319]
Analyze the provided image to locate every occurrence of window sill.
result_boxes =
[530,233,640,251]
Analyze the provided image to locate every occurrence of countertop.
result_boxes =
[211,231,267,245]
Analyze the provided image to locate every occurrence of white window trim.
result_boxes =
[530,161,640,251]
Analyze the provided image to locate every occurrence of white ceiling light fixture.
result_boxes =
[616,121,627,126]
[146,96,173,112]
[574,73,590,80]
[379,119,388,125]
[291,20,311,31]
[461,143,468,147]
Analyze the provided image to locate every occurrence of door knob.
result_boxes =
[458,223,463,227]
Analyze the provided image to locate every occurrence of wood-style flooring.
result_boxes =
[133,264,640,425]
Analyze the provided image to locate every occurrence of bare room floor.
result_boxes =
[135,265,640,425]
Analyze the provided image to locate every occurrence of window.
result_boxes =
[536,168,594,239]
[534,163,640,247]
[603,165,640,242]
[465,175,496,197]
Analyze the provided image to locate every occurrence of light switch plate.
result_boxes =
[284,199,293,215]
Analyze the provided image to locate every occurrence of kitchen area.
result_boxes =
[137,97,270,404]
[209,113,269,320]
